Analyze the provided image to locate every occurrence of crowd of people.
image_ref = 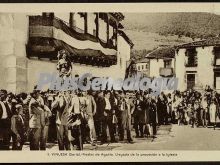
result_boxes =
[171,86,220,128]
[0,85,219,150]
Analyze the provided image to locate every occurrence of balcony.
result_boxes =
[29,15,116,49]
[159,68,174,77]
[27,15,117,67]
[184,61,198,67]
[185,64,198,67]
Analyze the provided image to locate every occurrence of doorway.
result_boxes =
[187,74,195,89]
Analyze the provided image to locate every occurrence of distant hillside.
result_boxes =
[122,13,220,60]
[129,31,193,60]
[123,13,220,40]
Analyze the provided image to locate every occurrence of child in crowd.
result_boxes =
[11,104,25,150]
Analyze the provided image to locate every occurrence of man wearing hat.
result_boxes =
[0,90,12,150]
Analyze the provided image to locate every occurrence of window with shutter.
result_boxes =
[164,59,172,68]
[185,48,197,67]
[214,47,220,66]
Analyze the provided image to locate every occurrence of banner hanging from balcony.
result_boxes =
[27,16,117,67]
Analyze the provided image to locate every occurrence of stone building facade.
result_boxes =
[175,38,220,91]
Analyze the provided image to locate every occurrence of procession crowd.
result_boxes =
[0,85,219,150]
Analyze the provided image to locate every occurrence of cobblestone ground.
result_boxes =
[21,125,172,151]
[114,124,220,150]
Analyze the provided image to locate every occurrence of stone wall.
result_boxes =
[0,13,28,93]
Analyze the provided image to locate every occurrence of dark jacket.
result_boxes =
[94,96,105,119]
[133,99,145,123]
[53,96,71,126]
[149,102,157,124]
[11,115,25,140]
[0,101,12,128]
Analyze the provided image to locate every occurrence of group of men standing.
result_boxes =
[0,88,53,150]
[1,69,220,151]
[0,87,161,150]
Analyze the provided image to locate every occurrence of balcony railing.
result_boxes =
[29,15,116,50]
[185,64,198,67]
[159,68,174,77]
[184,61,198,67]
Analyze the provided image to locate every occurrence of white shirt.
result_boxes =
[19,114,24,124]
[194,103,200,110]
[210,103,217,112]
[0,101,7,119]
[120,100,126,111]
[167,97,172,104]
[105,97,111,110]
[71,96,80,114]
[115,98,118,105]
[201,99,207,108]
[37,96,44,105]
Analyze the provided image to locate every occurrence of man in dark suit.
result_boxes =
[149,97,157,138]
[0,90,12,150]
[133,92,145,138]
[157,92,168,125]
[51,91,71,150]
[102,91,116,143]
[94,91,105,143]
